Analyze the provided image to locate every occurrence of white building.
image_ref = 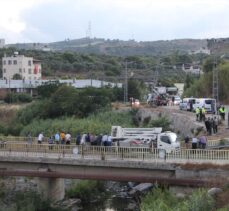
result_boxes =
[182,64,203,75]
[0,39,5,48]
[188,48,210,55]
[2,53,42,80]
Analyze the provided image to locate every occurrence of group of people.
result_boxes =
[195,106,206,122]
[204,117,218,135]
[184,133,208,150]
[35,131,113,146]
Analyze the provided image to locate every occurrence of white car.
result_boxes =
[174,96,181,105]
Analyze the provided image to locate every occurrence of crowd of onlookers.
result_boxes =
[31,131,113,146]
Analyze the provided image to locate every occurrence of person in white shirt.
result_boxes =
[38,132,44,144]
[102,134,108,146]
[192,137,198,149]
[65,132,71,145]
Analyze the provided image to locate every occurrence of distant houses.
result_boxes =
[2,52,42,80]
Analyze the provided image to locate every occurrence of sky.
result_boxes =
[1,0,229,44]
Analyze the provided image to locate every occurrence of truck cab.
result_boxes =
[156,132,180,153]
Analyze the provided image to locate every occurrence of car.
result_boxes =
[131,99,140,107]
[179,98,196,111]
[173,96,181,105]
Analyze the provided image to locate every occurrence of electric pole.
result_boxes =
[124,61,128,104]
[212,39,219,103]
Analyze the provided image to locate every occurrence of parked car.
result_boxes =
[179,98,196,111]
[174,96,181,105]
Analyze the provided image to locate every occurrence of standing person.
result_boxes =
[209,118,213,136]
[60,131,65,145]
[219,106,225,121]
[54,132,60,144]
[205,118,211,135]
[27,132,32,144]
[184,136,190,149]
[85,133,91,143]
[107,135,112,146]
[213,116,218,134]
[76,133,81,145]
[171,96,175,106]
[102,134,108,146]
[202,106,206,121]
[65,132,71,145]
[192,136,198,150]
[48,136,54,149]
[198,133,208,149]
[195,107,200,121]
[37,132,44,144]
[199,107,203,122]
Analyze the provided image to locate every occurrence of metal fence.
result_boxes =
[0,143,228,164]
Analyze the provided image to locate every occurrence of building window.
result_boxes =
[28,68,31,74]
[3,69,6,73]
[3,60,6,65]
[19,68,22,73]
[28,60,32,66]
[13,60,17,65]
[23,68,25,73]
[8,60,12,65]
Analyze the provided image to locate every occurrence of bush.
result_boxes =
[66,180,105,203]
[141,188,215,211]
[4,93,32,103]
[149,116,171,131]
[18,93,32,103]
[19,110,135,136]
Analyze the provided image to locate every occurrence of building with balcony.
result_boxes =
[2,52,42,80]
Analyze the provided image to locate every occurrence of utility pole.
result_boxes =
[212,39,219,104]
[124,61,128,104]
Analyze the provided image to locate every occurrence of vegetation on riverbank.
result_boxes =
[66,180,105,203]
[141,188,229,211]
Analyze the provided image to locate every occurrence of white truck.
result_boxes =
[111,126,180,153]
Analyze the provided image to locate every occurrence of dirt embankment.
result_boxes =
[0,104,27,125]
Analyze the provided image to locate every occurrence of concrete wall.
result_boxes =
[136,108,204,138]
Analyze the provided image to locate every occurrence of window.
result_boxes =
[28,68,31,74]
[28,60,32,66]
[3,60,6,65]
[23,68,25,73]
[19,68,22,73]
[13,60,17,65]
[3,69,6,73]
[160,136,171,144]
[8,60,12,65]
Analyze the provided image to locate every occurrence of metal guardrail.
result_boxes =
[0,143,228,164]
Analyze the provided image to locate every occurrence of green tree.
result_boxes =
[37,81,62,98]
[12,73,22,80]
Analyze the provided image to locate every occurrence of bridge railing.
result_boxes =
[0,143,228,164]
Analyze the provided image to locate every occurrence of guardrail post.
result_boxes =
[81,145,84,158]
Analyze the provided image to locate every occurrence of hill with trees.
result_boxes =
[7,37,207,56]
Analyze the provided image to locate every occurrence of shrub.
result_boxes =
[66,180,105,203]
[4,93,32,103]
[149,116,171,131]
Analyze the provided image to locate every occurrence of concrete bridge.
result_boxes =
[0,143,228,201]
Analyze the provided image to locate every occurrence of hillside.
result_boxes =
[7,37,208,56]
